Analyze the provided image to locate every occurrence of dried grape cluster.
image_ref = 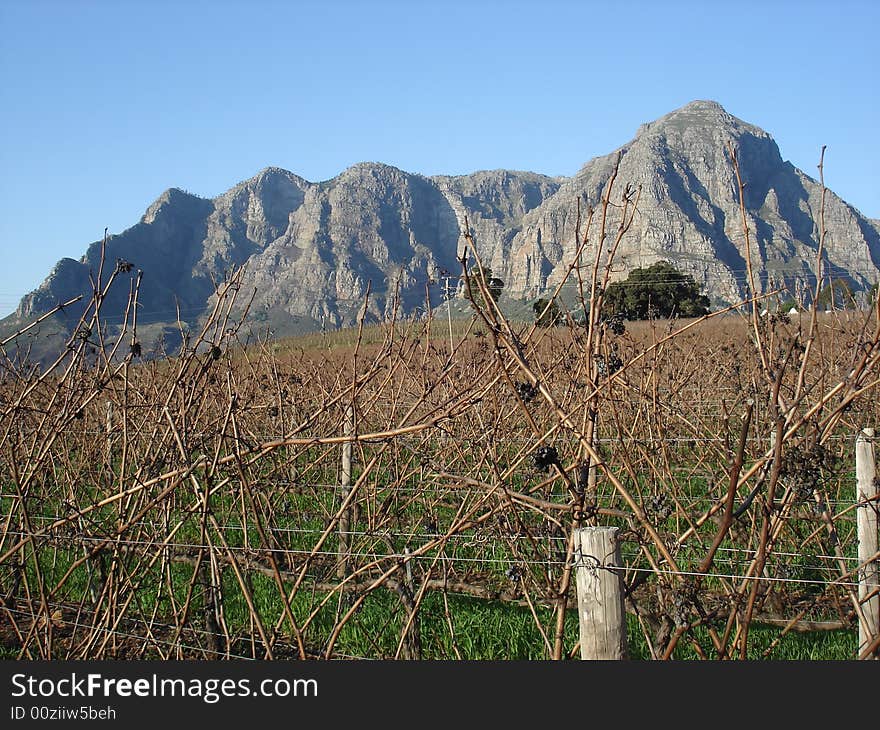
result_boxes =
[647,493,674,521]
[532,445,559,472]
[596,352,623,376]
[669,578,699,628]
[515,381,538,403]
[602,313,626,335]
[779,443,840,501]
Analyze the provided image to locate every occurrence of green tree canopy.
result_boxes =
[465,267,505,314]
[602,262,710,320]
[815,278,856,310]
[533,297,563,327]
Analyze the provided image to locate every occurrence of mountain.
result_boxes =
[4,100,880,359]
[505,100,880,304]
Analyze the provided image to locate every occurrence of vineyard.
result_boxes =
[1,153,879,660]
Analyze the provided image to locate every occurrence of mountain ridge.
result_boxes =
[5,100,880,359]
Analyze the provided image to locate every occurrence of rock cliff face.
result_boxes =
[7,100,880,351]
[504,100,880,305]
[239,163,468,326]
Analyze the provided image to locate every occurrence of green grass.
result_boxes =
[9,540,856,660]
[4,467,859,662]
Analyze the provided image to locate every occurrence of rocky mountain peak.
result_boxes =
[142,187,209,225]
[637,100,763,136]
[219,166,309,200]
[633,100,778,169]
[335,161,413,185]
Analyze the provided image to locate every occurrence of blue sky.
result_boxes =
[1,0,877,318]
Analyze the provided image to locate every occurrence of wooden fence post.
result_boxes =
[574,526,628,660]
[856,427,879,658]
[337,405,355,579]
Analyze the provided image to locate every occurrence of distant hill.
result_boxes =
[4,100,879,361]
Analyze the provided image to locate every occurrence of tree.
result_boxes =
[602,261,710,320]
[465,267,505,314]
[533,297,563,327]
[815,278,856,310]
